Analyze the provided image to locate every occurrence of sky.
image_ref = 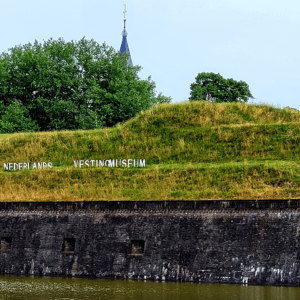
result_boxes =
[1,0,300,109]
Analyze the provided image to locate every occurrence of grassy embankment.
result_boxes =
[1,100,300,201]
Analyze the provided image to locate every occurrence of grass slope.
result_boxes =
[1,100,300,201]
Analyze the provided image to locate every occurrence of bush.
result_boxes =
[0,101,39,133]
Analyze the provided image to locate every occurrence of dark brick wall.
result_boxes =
[0,200,300,286]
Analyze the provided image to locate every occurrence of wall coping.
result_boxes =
[0,200,299,212]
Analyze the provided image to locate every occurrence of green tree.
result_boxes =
[0,37,171,132]
[0,100,39,133]
[155,93,172,105]
[189,72,253,103]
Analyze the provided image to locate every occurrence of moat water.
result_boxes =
[0,275,299,300]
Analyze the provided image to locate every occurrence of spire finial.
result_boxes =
[123,4,127,21]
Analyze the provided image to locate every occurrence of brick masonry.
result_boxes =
[0,200,300,286]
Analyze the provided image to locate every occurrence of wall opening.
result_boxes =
[129,240,145,255]
[1,237,12,253]
[62,238,76,253]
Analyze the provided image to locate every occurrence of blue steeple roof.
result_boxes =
[120,5,132,66]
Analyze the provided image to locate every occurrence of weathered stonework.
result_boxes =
[0,200,300,286]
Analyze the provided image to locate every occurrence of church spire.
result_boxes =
[120,4,133,66]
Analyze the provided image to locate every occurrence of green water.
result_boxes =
[0,275,299,300]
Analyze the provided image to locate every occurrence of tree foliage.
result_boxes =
[0,100,39,133]
[0,37,171,133]
[189,72,253,103]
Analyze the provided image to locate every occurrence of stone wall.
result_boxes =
[0,200,300,286]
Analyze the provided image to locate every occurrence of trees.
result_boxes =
[0,100,39,133]
[189,72,253,103]
[0,37,171,133]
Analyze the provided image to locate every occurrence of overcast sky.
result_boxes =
[1,0,299,109]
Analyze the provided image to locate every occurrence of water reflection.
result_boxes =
[0,275,299,300]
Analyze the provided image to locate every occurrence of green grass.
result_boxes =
[0,100,300,201]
